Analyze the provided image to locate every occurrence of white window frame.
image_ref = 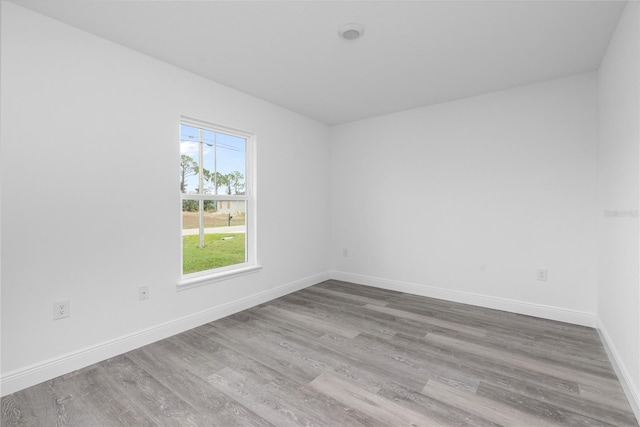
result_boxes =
[178,116,260,290]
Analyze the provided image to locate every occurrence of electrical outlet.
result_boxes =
[53,300,70,320]
[139,285,149,301]
[537,269,548,281]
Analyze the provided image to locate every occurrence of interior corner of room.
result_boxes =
[1,0,638,424]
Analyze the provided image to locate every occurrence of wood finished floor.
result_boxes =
[2,280,637,426]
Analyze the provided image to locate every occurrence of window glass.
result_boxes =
[179,120,253,280]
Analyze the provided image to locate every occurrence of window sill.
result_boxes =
[177,264,262,291]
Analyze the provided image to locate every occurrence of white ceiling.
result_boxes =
[11,0,626,125]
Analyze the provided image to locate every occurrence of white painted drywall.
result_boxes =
[597,0,640,406]
[330,73,599,318]
[3,0,637,407]
[0,2,330,389]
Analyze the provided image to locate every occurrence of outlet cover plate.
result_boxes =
[53,300,70,320]
[139,286,149,300]
[537,269,548,281]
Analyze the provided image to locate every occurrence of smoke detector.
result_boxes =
[339,23,364,40]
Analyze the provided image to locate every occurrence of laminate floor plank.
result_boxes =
[191,321,321,386]
[359,303,477,339]
[423,332,623,393]
[126,342,271,426]
[316,332,434,392]
[482,330,613,371]
[391,302,601,358]
[350,332,481,393]
[376,381,501,427]
[209,367,382,427]
[2,280,637,426]
[422,380,560,427]
[579,382,635,412]
[476,382,620,427]
[49,364,154,427]
[390,332,583,398]
[245,308,427,395]
[435,325,617,380]
[98,355,210,426]
[364,303,488,338]
[478,380,637,427]
[317,280,402,300]
[303,285,390,307]
[390,295,602,349]
[268,293,398,340]
[215,312,386,394]
[309,372,438,427]
[258,305,361,339]
[1,383,73,427]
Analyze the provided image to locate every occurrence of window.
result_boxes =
[179,117,258,287]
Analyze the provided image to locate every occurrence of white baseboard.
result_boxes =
[1,271,330,397]
[596,319,640,422]
[330,271,596,327]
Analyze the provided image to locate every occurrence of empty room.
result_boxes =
[1,0,639,425]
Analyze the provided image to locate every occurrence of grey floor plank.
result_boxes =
[209,366,382,427]
[99,355,211,426]
[476,382,620,427]
[390,331,583,398]
[51,364,154,427]
[273,292,398,339]
[423,332,623,393]
[192,321,321,386]
[422,379,560,427]
[309,372,437,427]
[476,381,637,427]
[1,384,61,427]
[364,303,488,337]
[2,280,637,426]
[303,285,390,307]
[126,341,272,426]
[376,380,501,427]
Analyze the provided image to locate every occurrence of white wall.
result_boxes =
[0,3,330,394]
[2,0,637,409]
[330,73,599,325]
[597,0,640,416]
